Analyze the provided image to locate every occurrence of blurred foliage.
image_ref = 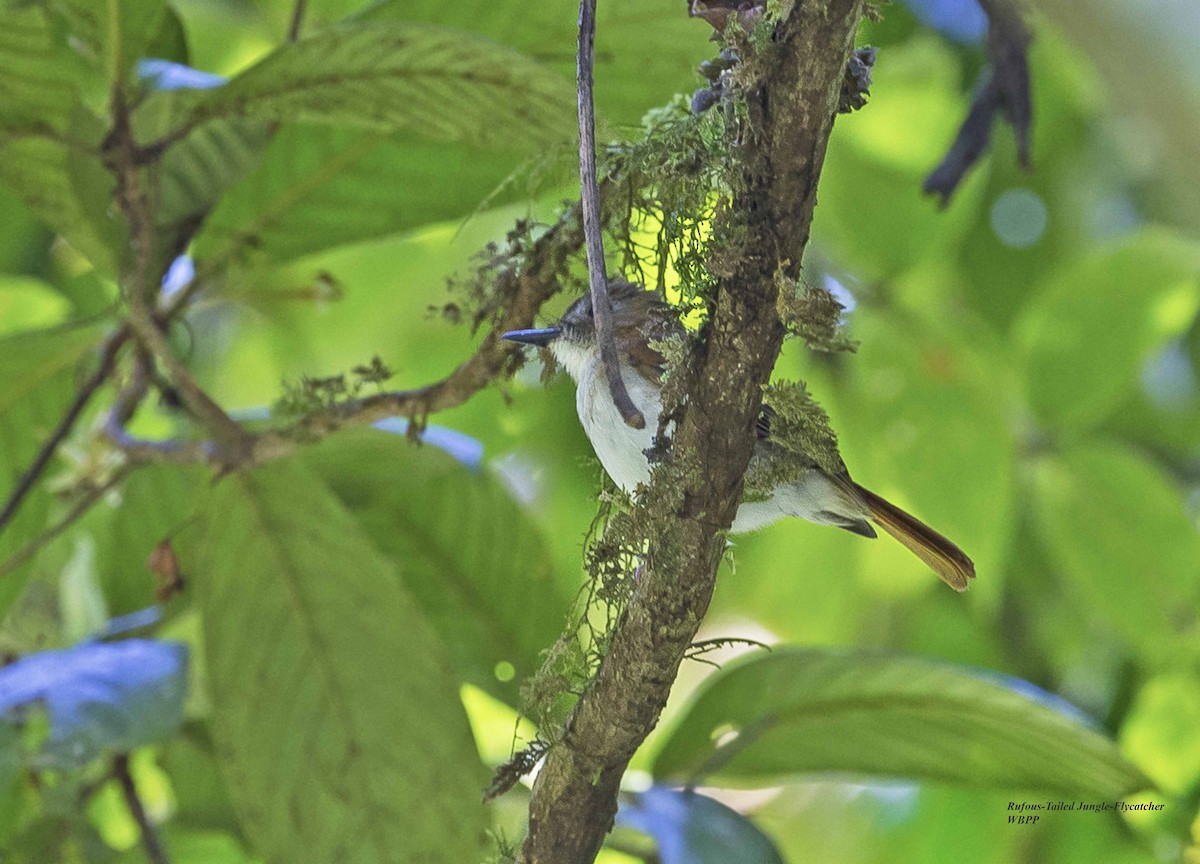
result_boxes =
[0,1,1198,863]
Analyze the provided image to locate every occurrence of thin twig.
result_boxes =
[103,352,216,466]
[122,297,252,461]
[114,754,170,864]
[0,328,127,539]
[287,0,307,42]
[577,0,644,430]
[0,467,131,579]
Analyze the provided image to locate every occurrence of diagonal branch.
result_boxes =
[519,1,867,860]
[577,0,645,430]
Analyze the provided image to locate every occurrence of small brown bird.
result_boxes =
[504,282,975,591]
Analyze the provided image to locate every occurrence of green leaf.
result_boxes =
[160,723,242,836]
[354,0,710,128]
[0,276,72,334]
[1030,441,1200,665]
[0,6,95,133]
[0,121,124,276]
[1016,229,1200,429]
[181,22,574,147]
[192,125,551,266]
[53,0,166,82]
[0,324,104,614]
[652,648,1150,797]
[302,429,570,703]
[195,458,488,864]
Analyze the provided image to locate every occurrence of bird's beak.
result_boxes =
[502,327,562,347]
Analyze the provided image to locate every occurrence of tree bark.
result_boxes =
[519,1,867,861]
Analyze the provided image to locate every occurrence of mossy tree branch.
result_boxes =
[519,1,867,861]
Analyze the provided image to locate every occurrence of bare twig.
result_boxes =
[0,329,127,539]
[114,754,170,864]
[924,0,1033,203]
[103,352,217,466]
[577,0,645,430]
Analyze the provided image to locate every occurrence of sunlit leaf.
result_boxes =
[302,429,569,703]
[616,785,785,864]
[0,639,187,768]
[1017,229,1200,429]
[1031,441,1200,665]
[653,648,1150,797]
[1120,674,1200,794]
[195,458,488,864]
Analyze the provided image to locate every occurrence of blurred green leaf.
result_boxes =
[1017,229,1200,429]
[4,815,116,864]
[180,22,574,146]
[303,429,570,704]
[653,648,1150,797]
[53,0,166,82]
[1031,441,1200,665]
[115,827,260,864]
[159,722,242,836]
[0,324,103,614]
[1120,674,1200,795]
[0,6,95,132]
[195,458,487,864]
[616,785,785,864]
[0,115,124,276]
[830,307,1016,590]
[0,276,72,334]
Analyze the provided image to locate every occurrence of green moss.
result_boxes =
[745,381,846,499]
[775,271,857,353]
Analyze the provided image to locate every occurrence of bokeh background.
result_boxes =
[2,0,1199,862]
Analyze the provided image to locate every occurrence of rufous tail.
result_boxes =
[853,482,975,592]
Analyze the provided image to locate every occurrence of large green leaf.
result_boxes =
[195,458,487,864]
[181,22,574,147]
[652,648,1150,797]
[1030,441,1200,666]
[302,429,570,704]
[191,125,549,266]
[1016,229,1200,429]
[0,324,104,615]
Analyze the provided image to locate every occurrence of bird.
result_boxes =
[502,281,975,591]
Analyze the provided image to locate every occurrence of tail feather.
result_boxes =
[853,482,975,592]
